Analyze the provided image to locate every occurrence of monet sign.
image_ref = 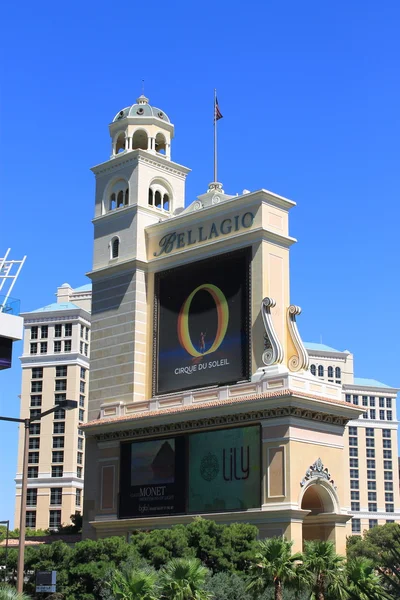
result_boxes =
[153,212,255,256]
[119,425,261,518]
[155,249,250,395]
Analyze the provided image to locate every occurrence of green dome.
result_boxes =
[113,95,170,123]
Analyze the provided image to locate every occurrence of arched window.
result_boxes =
[327,366,334,379]
[115,132,126,154]
[310,364,316,376]
[117,191,124,208]
[148,189,153,206]
[132,129,148,150]
[154,191,162,208]
[124,190,129,206]
[155,132,166,154]
[335,367,341,380]
[163,194,169,211]
[111,237,119,259]
[109,193,116,210]
[318,365,324,377]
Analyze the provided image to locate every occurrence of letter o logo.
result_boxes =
[177,284,229,357]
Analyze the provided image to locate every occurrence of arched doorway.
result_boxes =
[301,482,337,546]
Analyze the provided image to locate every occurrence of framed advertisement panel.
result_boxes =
[118,425,261,519]
[154,249,251,395]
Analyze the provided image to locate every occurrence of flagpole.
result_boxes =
[214,88,217,182]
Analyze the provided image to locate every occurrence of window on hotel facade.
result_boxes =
[51,466,63,478]
[80,367,86,379]
[77,467,83,478]
[368,503,377,512]
[328,366,333,379]
[77,452,83,465]
[350,480,359,490]
[383,429,391,438]
[30,343,38,354]
[53,422,65,434]
[80,341,84,354]
[387,411,392,421]
[79,409,84,422]
[385,482,393,491]
[362,412,368,419]
[366,428,374,436]
[349,458,358,468]
[366,449,375,458]
[353,395,359,405]
[85,327,89,341]
[385,493,394,502]
[80,381,85,393]
[41,326,48,339]
[30,409,41,420]
[379,397,385,407]
[29,423,40,435]
[317,365,324,377]
[54,341,62,353]
[28,467,38,478]
[367,460,375,469]
[53,408,66,420]
[54,324,62,337]
[53,437,64,448]
[384,471,393,481]
[386,398,392,408]
[29,438,40,450]
[335,367,341,381]
[64,340,71,352]
[345,394,351,403]
[28,452,39,464]
[368,481,376,490]
[49,510,61,528]
[55,380,67,392]
[31,326,38,339]
[56,366,68,377]
[64,323,72,337]
[310,364,316,376]
[50,488,62,505]
[370,409,376,419]
[32,367,43,379]
[367,470,376,480]
[78,437,83,450]
[27,488,37,506]
[352,519,361,533]
[351,502,360,512]
[26,511,36,528]
[383,450,392,459]
[30,395,42,407]
[380,410,385,421]
[349,427,358,435]
[350,469,359,479]
[386,504,394,513]
[368,492,377,501]
[349,437,358,446]
[76,489,82,506]
[40,342,47,354]
[52,451,64,463]
[369,520,378,529]
[84,343,88,356]
[370,397,376,406]
[349,448,358,457]
[384,460,392,470]
[31,381,42,393]
[383,439,391,449]
[55,394,66,405]
[362,396,368,406]
[351,491,359,500]
[79,395,85,407]
[366,438,375,447]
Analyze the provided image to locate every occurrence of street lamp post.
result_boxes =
[0,519,10,582]
[0,399,77,592]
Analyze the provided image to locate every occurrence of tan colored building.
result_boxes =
[306,343,400,533]
[14,283,91,530]
[80,95,369,554]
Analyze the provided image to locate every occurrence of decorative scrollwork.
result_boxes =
[300,457,337,489]
[261,297,284,366]
[287,305,309,372]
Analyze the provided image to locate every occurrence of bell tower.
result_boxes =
[88,96,190,419]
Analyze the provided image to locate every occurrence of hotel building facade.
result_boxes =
[79,94,399,554]
[14,283,91,530]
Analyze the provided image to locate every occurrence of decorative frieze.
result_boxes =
[300,457,337,489]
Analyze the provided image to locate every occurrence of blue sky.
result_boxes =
[1,1,399,525]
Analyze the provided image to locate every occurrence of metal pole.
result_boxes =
[16,420,29,593]
[5,520,9,583]
[214,88,217,182]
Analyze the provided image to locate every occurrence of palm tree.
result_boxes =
[345,557,392,600]
[302,540,345,600]
[246,537,304,600]
[0,585,31,600]
[159,557,211,600]
[109,567,158,600]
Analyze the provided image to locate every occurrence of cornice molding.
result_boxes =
[92,404,348,443]
[287,305,309,372]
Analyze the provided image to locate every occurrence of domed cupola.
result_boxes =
[109,95,174,160]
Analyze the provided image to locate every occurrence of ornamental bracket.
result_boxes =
[261,297,284,366]
[287,305,309,372]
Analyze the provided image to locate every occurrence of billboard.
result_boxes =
[155,249,250,395]
[119,437,185,518]
[119,426,261,518]
[188,426,261,512]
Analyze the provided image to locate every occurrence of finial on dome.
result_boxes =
[137,95,149,105]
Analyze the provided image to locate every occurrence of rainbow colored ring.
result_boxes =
[177,284,229,357]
